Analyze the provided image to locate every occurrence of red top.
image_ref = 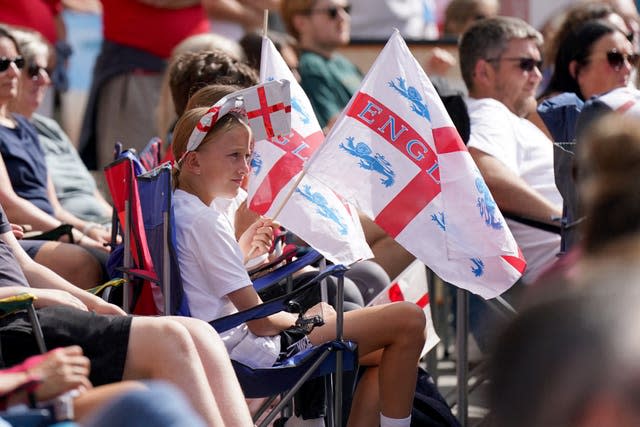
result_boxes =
[0,0,61,45]
[102,0,210,59]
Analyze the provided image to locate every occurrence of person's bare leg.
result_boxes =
[33,241,102,288]
[169,316,253,426]
[309,302,425,421]
[346,364,381,427]
[74,381,148,422]
[122,317,226,426]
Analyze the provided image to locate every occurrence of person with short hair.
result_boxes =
[281,0,362,130]
[459,16,563,284]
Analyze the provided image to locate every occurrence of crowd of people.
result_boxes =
[1,0,640,426]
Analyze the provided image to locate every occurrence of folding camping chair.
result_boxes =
[135,164,357,426]
[106,155,358,426]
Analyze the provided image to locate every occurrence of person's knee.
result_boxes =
[142,319,196,359]
[34,242,102,288]
[394,302,427,342]
[173,317,223,346]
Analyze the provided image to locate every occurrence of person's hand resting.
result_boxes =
[32,289,88,312]
[27,346,92,402]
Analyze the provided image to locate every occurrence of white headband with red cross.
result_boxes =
[179,79,292,166]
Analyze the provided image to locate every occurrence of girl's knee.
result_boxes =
[395,302,427,335]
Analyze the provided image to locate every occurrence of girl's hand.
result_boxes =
[238,218,278,263]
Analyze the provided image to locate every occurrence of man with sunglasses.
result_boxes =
[459,16,563,286]
[281,0,362,130]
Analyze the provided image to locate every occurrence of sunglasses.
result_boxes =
[0,56,24,72]
[486,56,543,72]
[605,49,640,70]
[306,4,351,19]
[27,64,49,79]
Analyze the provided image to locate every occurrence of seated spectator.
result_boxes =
[185,84,387,306]
[281,0,362,131]
[459,17,562,285]
[171,91,427,426]
[165,48,258,151]
[0,27,110,253]
[155,32,245,147]
[8,27,112,225]
[540,20,634,105]
[0,202,253,426]
[536,20,636,250]
[537,2,630,99]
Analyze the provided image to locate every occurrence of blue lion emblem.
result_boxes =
[470,258,485,277]
[475,177,502,230]
[291,96,311,124]
[250,152,263,175]
[388,77,431,121]
[339,137,395,187]
[431,212,445,231]
[295,184,348,235]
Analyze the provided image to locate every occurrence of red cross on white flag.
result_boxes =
[185,80,292,155]
[245,83,292,141]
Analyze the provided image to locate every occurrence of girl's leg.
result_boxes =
[122,317,226,426]
[346,365,381,427]
[169,316,253,427]
[308,302,426,421]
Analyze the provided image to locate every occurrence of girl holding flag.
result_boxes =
[172,86,426,427]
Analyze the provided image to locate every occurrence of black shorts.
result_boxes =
[0,306,132,386]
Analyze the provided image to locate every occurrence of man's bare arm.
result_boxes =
[469,147,562,224]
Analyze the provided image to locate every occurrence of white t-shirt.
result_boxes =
[466,98,562,283]
[173,189,280,367]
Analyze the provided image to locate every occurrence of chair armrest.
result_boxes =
[0,293,37,318]
[23,224,74,243]
[502,212,562,234]
[252,249,324,293]
[86,278,125,296]
[211,264,347,333]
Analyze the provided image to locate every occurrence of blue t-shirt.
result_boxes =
[0,115,53,214]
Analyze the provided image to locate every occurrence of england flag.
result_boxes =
[246,37,372,266]
[305,31,525,299]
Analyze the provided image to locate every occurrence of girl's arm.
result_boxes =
[227,285,296,336]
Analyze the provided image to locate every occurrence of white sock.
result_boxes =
[380,413,411,427]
